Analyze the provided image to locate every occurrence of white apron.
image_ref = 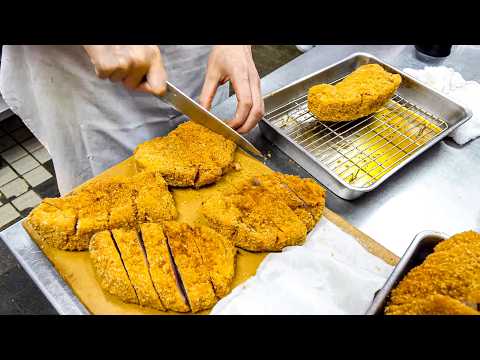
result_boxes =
[0,45,228,195]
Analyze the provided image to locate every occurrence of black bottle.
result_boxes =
[415,45,453,58]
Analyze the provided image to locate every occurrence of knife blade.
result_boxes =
[158,81,264,158]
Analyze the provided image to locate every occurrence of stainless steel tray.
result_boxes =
[365,230,448,315]
[259,52,473,200]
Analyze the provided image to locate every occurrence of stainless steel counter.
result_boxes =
[1,45,479,314]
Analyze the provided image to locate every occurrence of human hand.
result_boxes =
[199,45,264,134]
[83,45,167,95]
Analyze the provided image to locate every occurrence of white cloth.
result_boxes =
[403,66,480,145]
[0,45,228,195]
[211,217,393,315]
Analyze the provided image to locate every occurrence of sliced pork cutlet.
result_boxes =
[25,171,177,251]
[26,198,79,250]
[247,173,326,231]
[111,228,165,311]
[193,226,237,299]
[140,223,190,312]
[163,221,217,312]
[131,172,178,223]
[134,121,237,188]
[89,230,138,304]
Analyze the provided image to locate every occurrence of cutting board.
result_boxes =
[23,150,399,315]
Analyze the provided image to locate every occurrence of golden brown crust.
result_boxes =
[385,294,480,315]
[26,171,177,251]
[140,223,190,312]
[134,121,237,188]
[163,221,217,312]
[251,173,326,231]
[194,225,237,299]
[386,231,480,315]
[201,172,325,252]
[26,202,81,250]
[111,228,165,311]
[89,230,139,304]
[308,64,402,122]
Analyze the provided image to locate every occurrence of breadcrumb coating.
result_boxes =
[140,223,190,312]
[111,228,165,311]
[308,64,402,122]
[385,231,480,315]
[89,230,138,304]
[25,171,177,251]
[201,172,325,251]
[386,294,480,315]
[134,121,237,188]
[163,221,217,312]
[194,225,237,298]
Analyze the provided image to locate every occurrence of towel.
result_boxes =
[211,217,393,315]
[403,66,480,145]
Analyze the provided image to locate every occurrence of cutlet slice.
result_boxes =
[76,205,110,247]
[308,64,402,122]
[193,226,237,298]
[111,228,165,311]
[89,230,138,304]
[26,201,78,250]
[134,121,236,188]
[140,223,190,312]
[385,294,480,315]
[163,221,217,312]
[132,172,178,223]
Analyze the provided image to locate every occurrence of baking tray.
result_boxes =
[365,230,448,315]
[259,52,473,200]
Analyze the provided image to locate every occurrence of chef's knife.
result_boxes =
[158,81,264,158]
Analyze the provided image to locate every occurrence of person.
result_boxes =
[0,45,264,195]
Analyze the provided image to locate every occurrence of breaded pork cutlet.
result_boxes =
[308,64,402,122]
[89,230,138,304]
[385,231,480,315]
[201,172,325,252]
[111,228,165,311]
[140,223,190,312]
[163,221,217,312]
[134,121,237,188]
[249,173,326,231]
[385,294,480,315]
[25,171,177,251]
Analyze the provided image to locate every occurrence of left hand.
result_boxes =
[199,45,264,134]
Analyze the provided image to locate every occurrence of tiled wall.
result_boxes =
[0,115,59,231]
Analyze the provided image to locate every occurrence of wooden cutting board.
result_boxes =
[23,150,399,315]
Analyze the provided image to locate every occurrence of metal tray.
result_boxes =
[259,52,473,200]
[365,230,448,315]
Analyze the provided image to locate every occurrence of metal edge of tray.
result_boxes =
[0,222,90,315]
[259,52,473,200]
[365,230,449,315]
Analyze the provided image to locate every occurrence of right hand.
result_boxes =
[83,45,167,96]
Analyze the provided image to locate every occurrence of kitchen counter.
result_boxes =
[212,45,480,257]
[1,45,479,314]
